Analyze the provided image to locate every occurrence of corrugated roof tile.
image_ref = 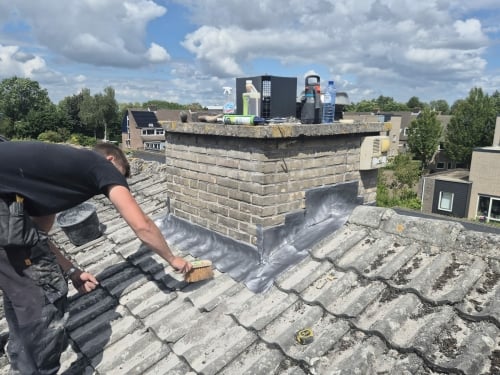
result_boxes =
[1,159,499,374]
[171,310,257,375]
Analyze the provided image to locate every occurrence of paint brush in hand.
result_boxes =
[184,260,214,283]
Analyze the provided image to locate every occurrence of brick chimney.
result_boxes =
[162,121,386,256]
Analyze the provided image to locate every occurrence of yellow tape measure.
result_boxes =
[296,328,314,345]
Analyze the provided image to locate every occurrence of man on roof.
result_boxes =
[0,141,192,374]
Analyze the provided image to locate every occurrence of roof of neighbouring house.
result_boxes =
[130,110,161,128]
[425,169,471,183]
[121,109,189,133]
[474,146,500,153]
[0,159,498,374]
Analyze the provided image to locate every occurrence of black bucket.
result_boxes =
[56,202,102,246]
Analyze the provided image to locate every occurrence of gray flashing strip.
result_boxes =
[159,181,362,293]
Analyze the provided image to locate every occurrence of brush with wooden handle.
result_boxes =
[184,260,214,283]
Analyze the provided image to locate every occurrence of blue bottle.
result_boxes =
[322,80,336,123]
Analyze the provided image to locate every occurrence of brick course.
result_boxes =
[164,123,383,246]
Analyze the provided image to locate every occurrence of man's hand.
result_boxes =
[169,256,192,273]
[71,270,99,293]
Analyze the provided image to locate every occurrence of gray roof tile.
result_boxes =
[180,273,242,312]
[301,269,386,317]
[144,297,204,343]
[142,353,193,375]
[218,341,285,375]
[171,310,257,375]
[259,301,351,363]
[1,160,499,374]
[228,287,298,331]
[91,328,168,374]
[380,208,463,246]
[313,332,438,374]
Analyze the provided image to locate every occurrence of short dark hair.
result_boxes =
[94,143,131,178]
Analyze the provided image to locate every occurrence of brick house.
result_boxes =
[121,108,186,151]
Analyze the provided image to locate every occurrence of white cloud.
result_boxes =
[0,44,47,77]
[2,0,498,105]
[454,19,488,44]
[5,0,169,67]
[146,43,170,63]
[176,0,494,103]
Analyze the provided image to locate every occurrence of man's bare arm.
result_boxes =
[107,185,192,273]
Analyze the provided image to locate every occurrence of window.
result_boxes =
[436,162,445,169]
[144,141,165,151]
[438,191,454,212]
[447,162,452,169]
[477,195,500,222]
[403,128,409,136]
[141,128,164,136]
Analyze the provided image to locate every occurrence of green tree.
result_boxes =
[79,87,120,140]
[119,102,142,112]
[391,154,421,189]
[0,77,51,123]
[77,89,98,136]
[492,90,500,115]
[345,99,377,112]
[406,96,424,111]
[407,108,443,169]
[143,100,185,110]
[58,91,86,134]
[22,103,69,140]
[450,99,465,115]
[38,130,65,143]
[445,88,496,167]
[0,77,52,137]
[429,99,450,114]
[0,112,12,138]
[375,95,408,112]
[346,96,408,112]
[377,154,421,210]
[95,87,119,141]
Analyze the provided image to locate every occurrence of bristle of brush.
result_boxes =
[184,260,214,283]
[191,260,212,268]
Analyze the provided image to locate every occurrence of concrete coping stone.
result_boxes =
[161,121,385,139]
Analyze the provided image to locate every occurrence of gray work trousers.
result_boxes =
[0,211,69,374]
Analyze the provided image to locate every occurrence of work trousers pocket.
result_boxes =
[0,198,39,249]
[24,237,68,304]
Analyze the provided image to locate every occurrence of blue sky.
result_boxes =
[1,0,499,107]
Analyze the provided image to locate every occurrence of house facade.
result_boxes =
[420,170,471,218]
[420,116,500,223]
[467,118,500,223]
[121,108,186,151]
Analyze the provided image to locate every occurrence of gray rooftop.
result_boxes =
[0,160,499,374]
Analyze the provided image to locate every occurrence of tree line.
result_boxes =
[0,77,202,145]
[376,87,498,211]
[1,76,498,167]
[406,88,499,170]
[346,95,452,114]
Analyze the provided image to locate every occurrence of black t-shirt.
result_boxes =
[0,141,129,216]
